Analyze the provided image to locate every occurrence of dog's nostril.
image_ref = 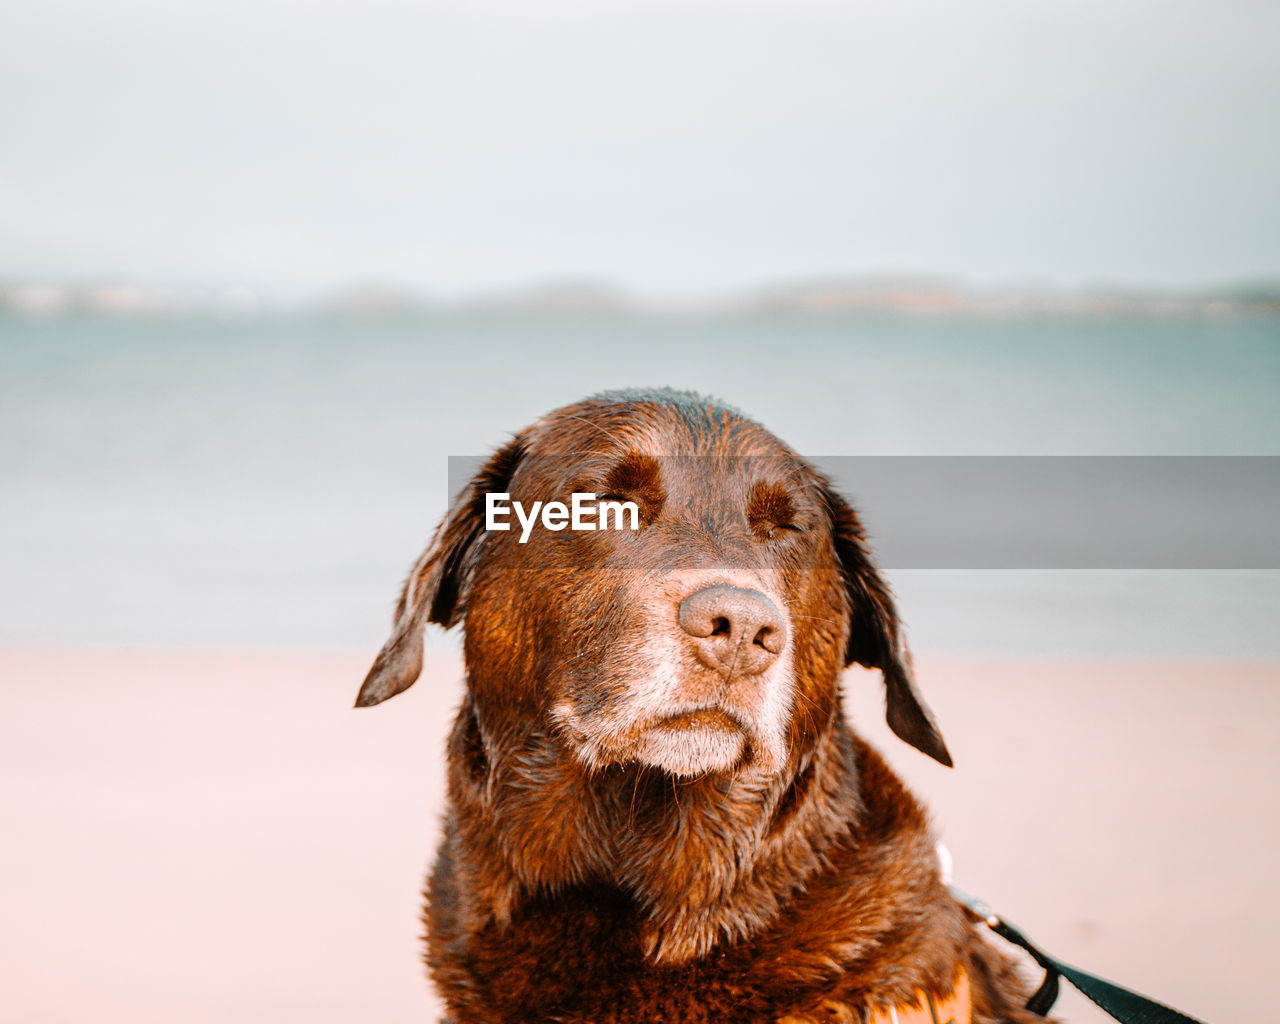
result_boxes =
[711,617,731,637]
[753,626,771,648]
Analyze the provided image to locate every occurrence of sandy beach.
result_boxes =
[2,648,1274,1022]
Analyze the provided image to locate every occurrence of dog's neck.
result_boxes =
[446,695,864,964]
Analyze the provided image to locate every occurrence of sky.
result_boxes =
[1,0,1278,299]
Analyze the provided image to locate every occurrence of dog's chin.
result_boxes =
[555,702,779,778]
[632,717,747,778]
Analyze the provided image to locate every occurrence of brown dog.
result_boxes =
[357,389,1038,1023]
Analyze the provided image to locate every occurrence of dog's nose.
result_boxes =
[678,585,785,677]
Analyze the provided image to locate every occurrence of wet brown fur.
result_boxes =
[358,389,1039,1023]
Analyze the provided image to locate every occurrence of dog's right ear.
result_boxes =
[354,436,526,708]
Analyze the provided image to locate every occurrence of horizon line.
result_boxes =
[2,271,1279,319]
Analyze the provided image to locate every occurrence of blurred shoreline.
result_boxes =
[3,275,1279,320]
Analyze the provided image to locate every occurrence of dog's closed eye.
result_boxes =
[747,481,804,539]
[600,452,666,522]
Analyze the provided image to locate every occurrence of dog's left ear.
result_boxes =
[354,436,526,708]
[821,483,953,767]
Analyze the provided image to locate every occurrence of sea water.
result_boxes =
[2,308,1277,656]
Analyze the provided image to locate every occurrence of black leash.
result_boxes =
[950,886,1208,1024]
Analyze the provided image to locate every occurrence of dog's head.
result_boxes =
[356,389,950,775]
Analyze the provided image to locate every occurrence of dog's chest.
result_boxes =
[437,884,813,1024]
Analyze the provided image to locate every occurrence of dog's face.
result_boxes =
[356,390,950,775]
[468,435,832,779]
